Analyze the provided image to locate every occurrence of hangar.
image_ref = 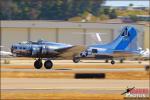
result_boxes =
[0,20,149,51]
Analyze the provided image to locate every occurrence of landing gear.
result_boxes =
[120,59,124,63]
[138,61,142,64]
[72,53,80,63]
[105,59,109,63]
[73,57,80,63]
[44,60,53,69]
[34,59,53,69]
[34,59,43,69]
[111,60,115,65]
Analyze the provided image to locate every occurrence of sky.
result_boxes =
[104,0,149,7]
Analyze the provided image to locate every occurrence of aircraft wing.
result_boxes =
[55,45,86,59]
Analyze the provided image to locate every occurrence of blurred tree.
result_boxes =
[129,15,138,22]
[109,9,117,19]
[129,3,133,7]
[99,14,109,20]
[0,0,105,20]
[104,8,110,15]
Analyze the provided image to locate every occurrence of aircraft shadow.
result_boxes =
[80,61,107,63]
[54,68,72,70]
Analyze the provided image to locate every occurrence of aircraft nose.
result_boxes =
[11,46,14,53]
[11,45,16,53]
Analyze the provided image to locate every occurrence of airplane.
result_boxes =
[0,46,13,64]
[73,26,141,64]
[138,48,150,60]
[0,51,12,56]
[0,46,12,57]
[93,32,126,63]
[142,48,150,59]
[11,40,85,69]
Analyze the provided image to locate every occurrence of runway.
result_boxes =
[1,78,149,92]
[1,59,149,66]
[1,59,149,99]
[1,68,145,72]
[2,89,123,94]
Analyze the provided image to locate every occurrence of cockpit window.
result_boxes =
[13,46,17,49]
[92,49,98,53]
[32,42,39,44]
[19,41,31,44]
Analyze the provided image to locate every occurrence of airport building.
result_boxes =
[0,20,149,51]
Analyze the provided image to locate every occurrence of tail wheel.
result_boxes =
[72,53,80,63]
[111,60,115,64]
[73,57,80,63]
[34,59,43,69]
[44,60,53,69]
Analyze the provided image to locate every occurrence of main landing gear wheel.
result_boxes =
[34,59,43,69]
[111,60,115,65]
[44,60,53,69]
[73,57,80,63]
[105,59,109,63]
[120,59,124,63]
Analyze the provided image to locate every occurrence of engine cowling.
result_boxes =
[31,45,44,55]
[31,47,41,56]
[31,45,59,57]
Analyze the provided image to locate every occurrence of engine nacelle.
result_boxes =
[31,46,41,56]
[31,45,58,56]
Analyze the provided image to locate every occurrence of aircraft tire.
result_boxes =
[34,59,43,69]
[105,59,109,63]
[44,60,53,69]
[111,60,115,64]
[120,59,124,63]
[73,57,80,63]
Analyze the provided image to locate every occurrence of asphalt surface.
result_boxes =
[1,89,123,94]
[1,78,149,94]
[1,59,149,95]
[1,68,145,72]
[1,59,149,66]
